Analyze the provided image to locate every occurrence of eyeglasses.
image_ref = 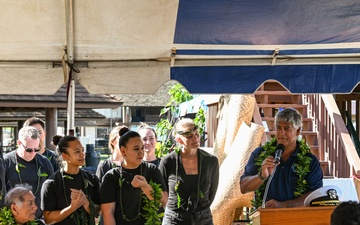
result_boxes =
[177,126,199,138]
[20,142,40,153]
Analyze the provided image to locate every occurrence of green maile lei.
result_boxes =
[141,181,164,225]
[0,207,38,225]
[62,170,96,225]
[117,164,164,224]
[15,154,48,196]
[117,165,143,223]
[251,138,312,208]
[174,149,204,209]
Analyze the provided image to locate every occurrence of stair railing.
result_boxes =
[305,94,360,177]
[345,111,360,157]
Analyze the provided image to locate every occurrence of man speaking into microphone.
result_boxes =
[240,108,323,209]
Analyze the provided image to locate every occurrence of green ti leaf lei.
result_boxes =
[0,207,38,225]
[251,138,312,208]
[142,181,164,225]
[62,173,96,225]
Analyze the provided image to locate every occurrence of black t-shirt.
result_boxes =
[96,158,116,183]
[99,162,166,225]
[4,151,54,218]
[41,169,100,225]
[145,158,161,167]
[158,149,219,213]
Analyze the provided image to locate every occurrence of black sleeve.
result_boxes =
[99,169,118,204]
[95,161,105,182]
[84,171,101,205]
[158,155,171,192]
[148,164,167,193]
[41,177,57,211]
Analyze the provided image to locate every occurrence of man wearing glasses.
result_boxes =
[24,117,59,172]
[3,126,54,219]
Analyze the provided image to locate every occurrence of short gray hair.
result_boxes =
[274,108,303,130]
[18,126,40,142]
[5,184,33,208]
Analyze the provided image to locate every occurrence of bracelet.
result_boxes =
[257,171,268,181]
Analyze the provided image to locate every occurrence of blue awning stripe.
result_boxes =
[171,64,360,94]
[176,48,360,56]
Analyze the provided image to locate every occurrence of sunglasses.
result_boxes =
[20,142,40,153]
[177,126,199,138]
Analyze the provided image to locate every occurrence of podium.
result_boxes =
[251,206,336,225]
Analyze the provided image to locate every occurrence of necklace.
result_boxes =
[175,149,204,211]
[117,163,143,222]
[251,138,312,208]
[15,152,45,195]
[61,169,96,225]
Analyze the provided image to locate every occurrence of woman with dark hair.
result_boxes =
[100,130,168,225]
[40,136,100,225]
[96,126,128,182]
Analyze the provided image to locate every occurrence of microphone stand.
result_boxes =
[261,162,279,208]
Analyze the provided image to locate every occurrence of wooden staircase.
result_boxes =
[253,82,330,177]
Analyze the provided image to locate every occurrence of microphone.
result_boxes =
[274,144,285,163]
[261,143,286,208]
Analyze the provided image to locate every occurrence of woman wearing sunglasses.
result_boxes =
[3,126,54,219]
[159,118,219,225]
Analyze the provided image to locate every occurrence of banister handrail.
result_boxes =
[306,94,360,177]
[345,111,360,156]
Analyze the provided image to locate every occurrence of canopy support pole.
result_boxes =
[65,0,75,136]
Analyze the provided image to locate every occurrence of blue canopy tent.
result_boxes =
[171,0,360,94]
[1,0,360,94]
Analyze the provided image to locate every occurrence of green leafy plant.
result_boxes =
[142,181,164,225]
[155,84,206,157]
[0,206,38,225]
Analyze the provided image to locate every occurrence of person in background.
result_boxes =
[100,130,168,225]
[4,184,44,225]
[96,126,127,182]
[0,148,6,207]
[159,118,219,225]
[138,123,161,166]
[41,136,100,225]
[4,126,54,219]
[331,201,360,225]
[24,117,59,172]
[240,108,323,208]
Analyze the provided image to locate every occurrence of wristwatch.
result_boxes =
[257,171,268,181]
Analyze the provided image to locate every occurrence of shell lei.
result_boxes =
[251,138,312,209]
